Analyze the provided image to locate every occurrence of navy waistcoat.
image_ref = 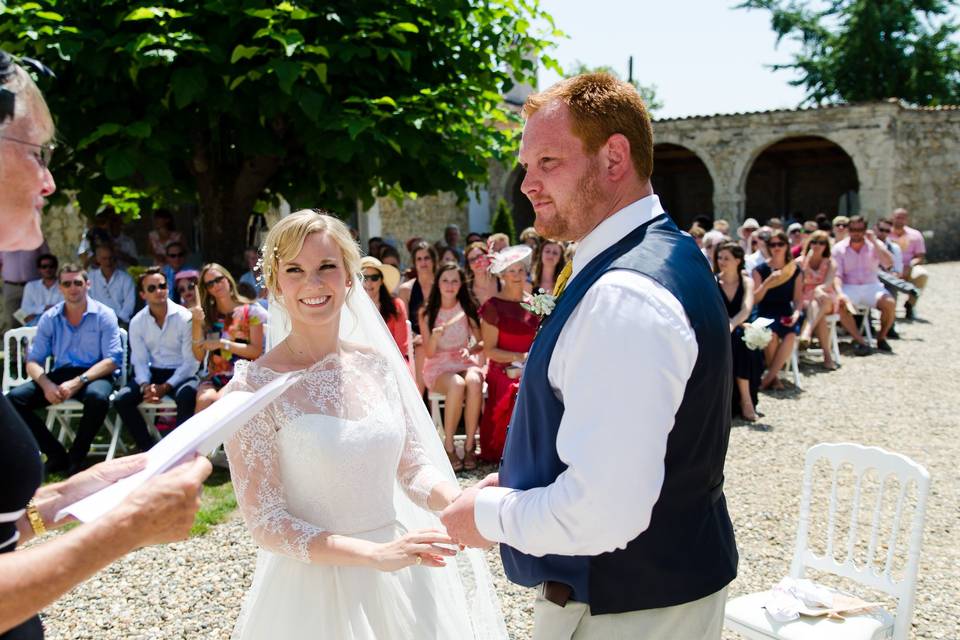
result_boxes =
[498,213,738,615]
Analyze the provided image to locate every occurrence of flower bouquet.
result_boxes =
[742,317,774,351]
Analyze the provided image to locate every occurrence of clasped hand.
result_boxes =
[439,473,498,549]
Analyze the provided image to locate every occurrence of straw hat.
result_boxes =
[489,245,533,275]
[360,256,401,293]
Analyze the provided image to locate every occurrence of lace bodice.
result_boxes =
[224,347,447,563]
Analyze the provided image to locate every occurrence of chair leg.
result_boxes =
[105,415,123,461]
[791,344,802,390]
[430,397,444,436]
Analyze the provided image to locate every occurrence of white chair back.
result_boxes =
[2,327,38,394]
[790,442,930,640]
[117,328,129,387]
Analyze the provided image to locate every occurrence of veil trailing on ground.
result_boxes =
[266,283,507,639]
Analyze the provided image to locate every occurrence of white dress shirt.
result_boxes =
[89,268,136,323]
[129,299,199,387]
[19,279,62,320]
[475,195,699,557]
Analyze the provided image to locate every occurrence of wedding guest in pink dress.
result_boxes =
[419,263,483,471]
[797,230,840,369]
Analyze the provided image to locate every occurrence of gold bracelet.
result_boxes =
[26,498,47,536]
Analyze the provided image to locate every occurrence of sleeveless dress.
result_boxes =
[421,305,479,390]
[754,263,802,338]
[798,256,840,309]
[224,352,481,639]
[477,297,539,462]
[718,277,763,417]
[408,279,427,335]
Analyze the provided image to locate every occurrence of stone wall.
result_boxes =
[653,100,960,260]
[375,191,468,252]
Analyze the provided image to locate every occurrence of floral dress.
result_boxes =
[203,303,268,389]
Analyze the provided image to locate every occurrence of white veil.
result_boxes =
[266,284,507,639]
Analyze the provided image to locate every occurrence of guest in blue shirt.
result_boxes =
[6,263,122,475]
[114,267,199,450]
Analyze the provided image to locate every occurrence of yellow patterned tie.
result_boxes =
[552,261,573,297]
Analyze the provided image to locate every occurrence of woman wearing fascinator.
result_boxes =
[223,210,506,639]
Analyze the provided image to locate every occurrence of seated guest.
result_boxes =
[701,229,726,264]
[832,215,850,243]
[713,219,731,234]
[752,230,803,390]
[767,216,783,231]
[378,244,402,276]
[420,262,484,471]
[443,224,464,264]
[788,222,805,258]
[115,267,199,450]
[192,263,267,413]
[803,220,818,235]
[18,253,61,326]
[532,238,566,294]
[519,226,541,250]
[397,241,437,394]
[737,217,759,253]
[106,209,139,269]
[688,225,705,249]
[1,240,49,332]
[890,207,928,319]
[745,228,771,275]
[464,231,484,246]
[88,244,135,326]
[367,236,385,260]
[6,264,122,475]
[834,215,896,353]
[487,232,510,253]
[465,241,499,306]
[715,242,762,420]
[360,256,411,373]
[174,269,200,309]
[797,231,840,369]
[148,209,185,266]
[161,240,191,302]
[238,246,267,306]
[437,244,460,266]
[76,213,112,268]
[479,246,538,463]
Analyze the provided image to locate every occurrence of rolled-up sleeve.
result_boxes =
[100,312,123,368]
[168,313,199,388]
[28,313,54,365]
[476,270,697,557]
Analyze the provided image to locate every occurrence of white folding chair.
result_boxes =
[786,343,802,390]
[725,442,931,640]
[138,397,179,440]
[802,314,841,367]
[856,306,875,347]
[2,326,38,394]
[47,328,129,461]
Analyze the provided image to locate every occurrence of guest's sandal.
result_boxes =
[463,448,478,471]
[447,448,464,472]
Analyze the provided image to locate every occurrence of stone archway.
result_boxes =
[651,143,715,229]
[506,166,535,233]
[743,136,860,223]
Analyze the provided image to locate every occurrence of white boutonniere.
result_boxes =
[742,318,774,351]
[521,289,557,318]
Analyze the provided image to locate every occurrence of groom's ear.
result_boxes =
[602,133,633,183]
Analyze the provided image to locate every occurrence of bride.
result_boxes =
[223,211,506,639]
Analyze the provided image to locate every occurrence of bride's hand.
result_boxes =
[370,529,457,572]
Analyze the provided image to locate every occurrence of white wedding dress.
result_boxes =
[224,342,505,639]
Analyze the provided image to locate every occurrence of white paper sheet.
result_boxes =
[57,371,298,523]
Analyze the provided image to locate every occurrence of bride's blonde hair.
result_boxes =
[260,209,361,303]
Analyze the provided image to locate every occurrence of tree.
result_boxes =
[565,59,663,113]
[491,197,516,244]
[0,1,561,265]
[738,0,960,106]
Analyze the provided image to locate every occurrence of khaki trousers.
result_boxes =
[532,586,727,640]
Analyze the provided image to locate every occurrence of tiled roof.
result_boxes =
[653,98,960,123]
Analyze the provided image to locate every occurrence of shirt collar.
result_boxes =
[571,194,665,277]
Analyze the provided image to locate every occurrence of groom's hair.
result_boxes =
[522,72,654,180]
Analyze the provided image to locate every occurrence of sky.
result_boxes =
[536,0,813,119]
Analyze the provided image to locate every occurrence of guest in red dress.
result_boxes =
[360,256,412,374]
[479,245,539,463]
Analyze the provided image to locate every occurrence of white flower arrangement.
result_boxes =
[742,318,774,351]
[521,289,557,318]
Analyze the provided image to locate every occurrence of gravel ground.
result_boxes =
[40,262,958,639]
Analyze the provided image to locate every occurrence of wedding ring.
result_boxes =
[415,555,423,565]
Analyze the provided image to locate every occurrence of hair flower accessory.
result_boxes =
[522,288,557,318]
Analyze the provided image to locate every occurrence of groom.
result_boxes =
[441,73,737,638]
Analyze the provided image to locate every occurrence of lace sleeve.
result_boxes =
[385,362,448,510]
[224,365,327,563]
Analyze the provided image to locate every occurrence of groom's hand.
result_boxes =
[440,485,494,549]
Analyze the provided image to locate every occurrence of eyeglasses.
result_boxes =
[203,275,227,288]
[145,281,168,293]
[60,279,85,288]
[809,240,828,246]
[166,251,185,259]
[877,227,892,233]
[0,135,56,168]
[767,242,787,248]
[39,263,56,269]
[364,273,383,282]
[834,223,848,229]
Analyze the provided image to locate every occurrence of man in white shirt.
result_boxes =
[88,244,135,325]
[113,267,199,451]
[18,252,62,325]
[442,73,736,639]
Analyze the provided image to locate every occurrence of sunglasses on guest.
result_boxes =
[39,263,56,270]
[809,240,828,246]
[60,279,85,288]
[877,226,892,233]
[144,281,168,294]
[834,223,848,229]
[177,281,197,294]
[364,273,383,282]
[203,275,227,288]
[166,251,186,259]
[767,242,787,248]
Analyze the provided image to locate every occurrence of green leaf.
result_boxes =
[124,7,161,20]
[77,123,123,150]
[127,121,152,138]
[272,60,301,94]
[104,149,136,180]
[230,45,260,64]
[371,96,397,109]
[307,62,327,85]
[392,22,419,34]
[272,30,304,57]
[170,67,207,108]
[35,11,63,22]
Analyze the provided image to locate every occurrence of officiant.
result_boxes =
[0,50,211,639]
[442,73,738,639]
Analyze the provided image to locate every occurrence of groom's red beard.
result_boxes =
[533,156,604,242]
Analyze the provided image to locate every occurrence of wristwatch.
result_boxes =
[79,374,90,385]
